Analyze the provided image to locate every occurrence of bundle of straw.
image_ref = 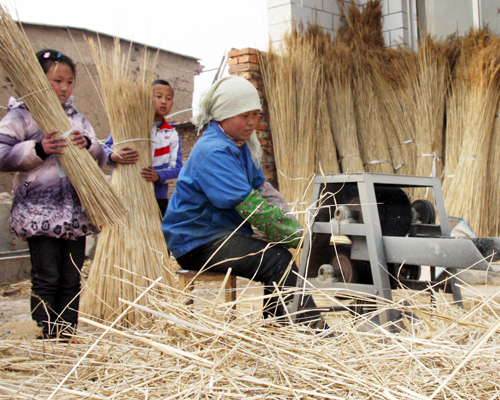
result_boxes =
[0,5,125,228]
[336,0,394,174]
[411,34,453,198]
[442,28,492,191]
[488,100,500,236]
[351,48,394,174]
[445,39,500,236]
[260,24,338,225]
[336,0,385,50]
[370,49,419,176]
[80,37,174,327]
[305,25,340,176]
[324,41,364,173]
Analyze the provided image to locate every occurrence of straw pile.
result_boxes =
[260,24,338,224]
[80,37,174,327]
[444,38,500,236]
[0,5,125,228]
[1,272,500,399]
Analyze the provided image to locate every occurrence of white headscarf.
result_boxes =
[193,76,263,167]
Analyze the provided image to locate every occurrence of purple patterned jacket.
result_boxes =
[0,97,107,240]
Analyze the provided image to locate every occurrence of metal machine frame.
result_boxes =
[291,173,496,325]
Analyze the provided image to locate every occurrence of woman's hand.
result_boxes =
[109,146,139,164]
[41,130,67,155]
[141,166,159,182]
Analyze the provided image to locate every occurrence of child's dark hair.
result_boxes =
[36,49,76,79]
[153,79,171,87]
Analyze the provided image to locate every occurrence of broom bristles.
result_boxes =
[80,37,174,327]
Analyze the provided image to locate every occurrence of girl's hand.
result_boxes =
[109,146,139,164]
[41,130,67,155]
[70,131,88,149]
[141,166,159,182]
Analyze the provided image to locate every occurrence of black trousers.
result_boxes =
[177,234,321,325]
[157,198,169,220]
[27,235,86,337]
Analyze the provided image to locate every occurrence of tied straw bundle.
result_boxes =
[81,37,174,327]
[338,0,394,174]
[445,39,500,237]
[411,34,453,199]
[0,5,125,227]
[324,40,365,173]
[260,23,338,226]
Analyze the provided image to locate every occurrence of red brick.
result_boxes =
[227,58,239,66]
[227,49,240,58]
[239,55,259,64]
[229,63,260,74]
[256,122,268,131]
[239,48,259,56]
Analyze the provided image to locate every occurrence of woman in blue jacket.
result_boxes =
[163,76,325,328]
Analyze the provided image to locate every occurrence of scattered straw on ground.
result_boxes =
[0,273,499,399]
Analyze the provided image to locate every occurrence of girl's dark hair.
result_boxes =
[36,49,76,79]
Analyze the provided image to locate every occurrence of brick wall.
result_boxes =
[227,48,279,189]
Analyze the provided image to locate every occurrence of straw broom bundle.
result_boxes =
[260,25,332,225]
[444,40,500,236]
[336,0,385,50]
[351,48,394,174]
[487,99,500,236]
[389,48,420,177]
[369,50,407,174]
[412,34,453,199]
[324,41,364,173]
[305,25,339,176]
[336,0,393,174]
[80,37,174,327]
[369,48,419,176]
[0,5,125,228]
[442,28,492,193]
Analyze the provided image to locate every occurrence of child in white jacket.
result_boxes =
[0,49,107,340]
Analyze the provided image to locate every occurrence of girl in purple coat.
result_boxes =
[0,49,107,339]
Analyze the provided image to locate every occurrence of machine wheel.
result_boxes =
[329,246,358,283]
[411,199,436,224]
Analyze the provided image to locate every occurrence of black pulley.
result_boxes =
[411,199,436,224]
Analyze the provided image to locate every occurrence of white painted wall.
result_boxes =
[267,0,499,49]
[267,0,344,44]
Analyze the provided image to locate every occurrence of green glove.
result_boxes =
[236,189,303,248]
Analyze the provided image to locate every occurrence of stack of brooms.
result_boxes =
[260,0,500,237]
[80,38,174,327]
